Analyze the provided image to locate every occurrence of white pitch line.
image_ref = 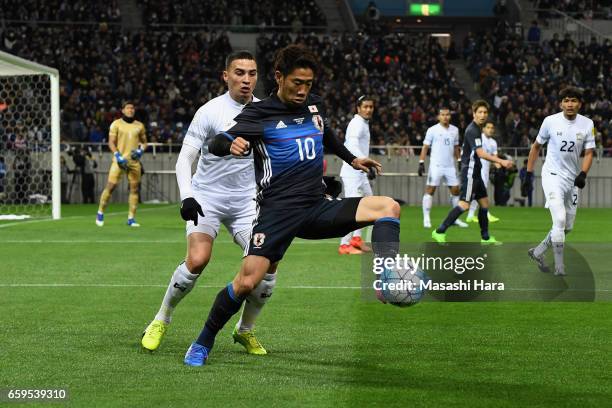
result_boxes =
[0,239,337,244]
[0,283,362,289]
[0,283,610,292]
[0,205,176,229]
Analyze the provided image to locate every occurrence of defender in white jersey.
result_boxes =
[419,107,467,228]
[466,120,500,223]
[525,87,595,276]
[339,95,375,254]
[141,52,275,354]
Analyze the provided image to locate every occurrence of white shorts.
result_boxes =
[186,190,256,239]
[342,175,372,198]
[542,172,579,215]
[427,165,458,187]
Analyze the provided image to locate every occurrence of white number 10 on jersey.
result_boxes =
[296,137,316,160]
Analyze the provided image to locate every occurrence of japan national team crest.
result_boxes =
[312,114,324,132]
[253,233,266,248]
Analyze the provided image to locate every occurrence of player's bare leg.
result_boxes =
[96,182,116,226]
[422,185,436,228]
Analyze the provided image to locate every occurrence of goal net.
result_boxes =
[0,50,60,220]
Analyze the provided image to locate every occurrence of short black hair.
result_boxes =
[225,50,256,70]
[273,45,318,77]
[484,119,496,127]
[559,86,583,102]
[356,95,374,108]
[121,100,134,109]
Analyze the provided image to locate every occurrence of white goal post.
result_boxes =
[0,50,60,219]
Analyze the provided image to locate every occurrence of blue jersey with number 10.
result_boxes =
[222,93,330,208]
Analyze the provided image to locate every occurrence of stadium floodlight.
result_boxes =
[409,3,442,16]
[0,50,60,220]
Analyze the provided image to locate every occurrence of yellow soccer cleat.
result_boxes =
[488,213,500,223]
[431,230,447,243]
[232,327,267,355]
[465,215,478,223]
[141,320,168,351]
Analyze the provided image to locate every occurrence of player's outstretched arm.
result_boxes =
[476,147,512,168]
[208,134,251,157]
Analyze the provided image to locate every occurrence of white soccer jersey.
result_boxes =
[480,134,498,179]
[340,114,371,178]
[183,92,260,194]
[536,112,596,182]
[424,123,459,167]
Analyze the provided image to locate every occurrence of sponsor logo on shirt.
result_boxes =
[293,117,305,125]
[276,121,287,129]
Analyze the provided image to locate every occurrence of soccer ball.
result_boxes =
[379,262,429,307]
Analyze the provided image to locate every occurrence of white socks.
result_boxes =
[422,194,433,221]
[237,272,277,332]
[155,262,199,324]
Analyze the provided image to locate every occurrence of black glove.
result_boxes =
[574,171,587,189]
[367,167,377,180]
[418,161,425,177]
[323,176,342,198]
[180,197,204,225]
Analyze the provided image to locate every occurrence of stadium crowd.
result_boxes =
[138,0,326,28]
[1,25,232,147]
[0,0,121,22]
[257,30,471,153]
[465,20,611,150]
[530,0,612,20]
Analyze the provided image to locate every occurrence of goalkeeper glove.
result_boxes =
[180,197,204,226]
[114,151,129,170]
[574,171,587,189]
[418,161,425,177]
[130,147,143,160]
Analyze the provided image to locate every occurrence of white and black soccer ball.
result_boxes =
[379,262,429,307]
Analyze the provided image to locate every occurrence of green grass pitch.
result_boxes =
[1,204,611,407]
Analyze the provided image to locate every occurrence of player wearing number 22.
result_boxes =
[182,45,402,366]
[525,87,595,276]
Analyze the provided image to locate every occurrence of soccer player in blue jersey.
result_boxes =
[183,45,403,366]
[431,100,513,244]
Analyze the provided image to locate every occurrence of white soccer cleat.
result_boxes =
[554,265,566,277]
[454,219,469,228]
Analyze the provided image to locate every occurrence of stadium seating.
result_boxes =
[530,0,612,20]
[465,21,610,147]
[257,31,472,152]
[138,0,327,28]
[0,0,121,22]
[1,25,230,145]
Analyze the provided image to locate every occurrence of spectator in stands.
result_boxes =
[527,21,541,43]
